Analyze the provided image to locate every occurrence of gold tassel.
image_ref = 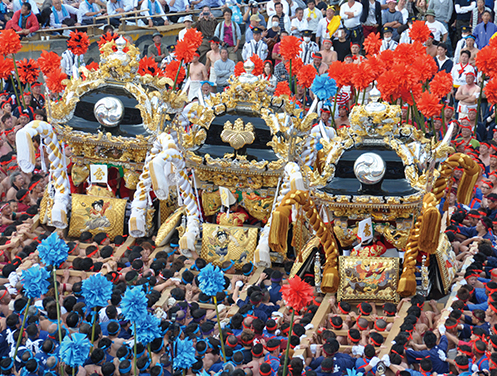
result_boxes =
[457,169,479,205]
[321,264,339,293]
[269,211,289,256]
[419,206,441,254]
[397,268,416,297]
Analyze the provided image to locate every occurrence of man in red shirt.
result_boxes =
[6,3,39,37]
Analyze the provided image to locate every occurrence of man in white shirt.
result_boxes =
[178,15,193,40]
[242,27,268,61]
[50,0,78,28]
[267,0,289,17]
[340,0,363,43]
[140,0,169,26]
[78,0,105,25]
[107,0,132,26]
[451,49,475,89]
[454,26,476,63]
[425,9,447,42]
[290,7,308,36]
[316,6,334,46]
[304,0,322,34]
[300,29,319,64]
[13,0,39,15]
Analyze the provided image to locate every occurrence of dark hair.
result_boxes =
[460,50,471,59]
[22,2,31,10]
[223,7,232,15]
[424,331,437,349]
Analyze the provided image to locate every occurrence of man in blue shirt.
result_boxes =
[405,331,449,374]
[474,10,497,48]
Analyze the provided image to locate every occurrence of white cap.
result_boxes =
[184,15,193,22]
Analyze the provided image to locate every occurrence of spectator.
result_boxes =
[425,9,448,42]
[178,15,193,40]
[451,50,475,90]
[267,0,289,18]
[455,0,476,43]
[425,33,437,57]
[340,0,363,43]
[319,37,337,64]
[380,26,398,51]
[454,26,476,63]
[262,61,277,94]
[435,43,453,73]
[78,0,104,25]
[243,0,266,33]
[396,0,408,24]
[148,32,168,64]
[245,14,261,43]
[242,27,268,61]
[464,34,479,64]
[333,28,351,61]
[428,0,453,37]
[316,6,335,45]
[106,0,129,27]
[274,1,291,33]
[226,0,244,29]
[13,0,39,14]
[214,8,242,62]
[290,7,308,37]
[382,0,403,41]
[6,3,39,37]
[272,29,288,65]
[214,47,235,92]
[195,6,218,62]
[472,0,491,30]
[30,83,45,111]
[473,10,497,48]
[413,0,428,19]
[304,0,322,36]
[399,16,415,43]
[140,0,168,27]
[360,0,382,39]
[205,36,221,85]
[351,42,365,62]
[274,58,289,82]
[264,15,281,58]
[61,41,85,78]
[50,0,78,28]
[166,0,189,23]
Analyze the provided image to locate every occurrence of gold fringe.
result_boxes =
[269,211,289,256]
[419,206,441,254]
[321,264,339,293]
[457,168,479,205]
[397,268,416,297]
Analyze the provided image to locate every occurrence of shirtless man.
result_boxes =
[312,52,328,75]
[425,34,437,58]
[465,35,479,66]
[455,72,480,118]
[188,52,208,101]
[205,36,221,88]
[319,38,337,65]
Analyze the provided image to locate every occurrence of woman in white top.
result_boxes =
[261,61,277,94]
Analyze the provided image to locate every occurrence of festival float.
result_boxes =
[13,23,490,302]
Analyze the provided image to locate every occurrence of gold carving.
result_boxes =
[221,119,255,150]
